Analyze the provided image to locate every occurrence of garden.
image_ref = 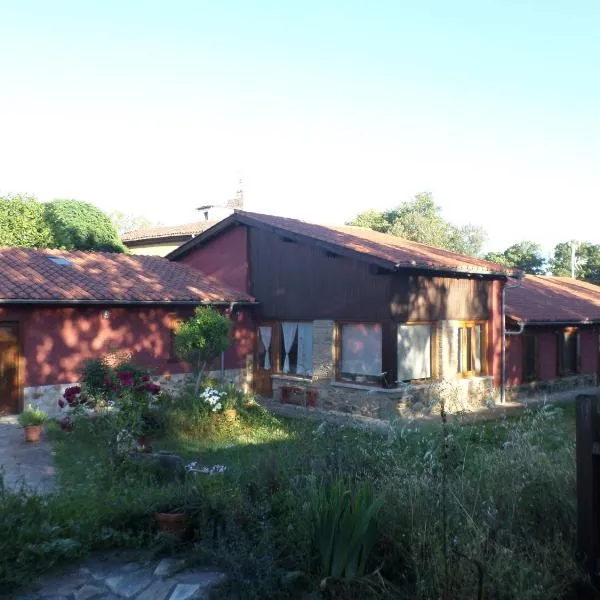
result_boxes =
[0,308,593,598]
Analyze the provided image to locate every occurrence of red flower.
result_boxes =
[63,386,81,399]
[142,375,150,382]
[59,417,73,431]
[117,371,134,387]
[58,398,66,409]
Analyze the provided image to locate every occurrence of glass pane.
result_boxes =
[457,328,463,373]
[474,325,482,374]
[296,323,313,376]
[341,323,382,381]
[397,324,432,381]
[466,327,473,372]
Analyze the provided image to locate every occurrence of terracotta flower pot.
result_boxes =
[24,425,42,443]
[223,408,237,422]
[154,511,188,538]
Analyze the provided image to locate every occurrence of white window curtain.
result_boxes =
[341,324,382,376]
[397,324,432,381]
[281,322,298,373]
[474,325,482,373]
[259,326,272,370]
[296,323,313,376]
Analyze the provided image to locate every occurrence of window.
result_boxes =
[280,322,313,377]
[340,323,382,384]
[47,256,72,267]
[168,315,183,362]
[559,328,579,375]
[258,326,273,371]
[397,323,432,382]
[523,333,538,381]
[457,323,485,376]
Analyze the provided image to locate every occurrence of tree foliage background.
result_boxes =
[0,194,125,252]
[484,241,546,275]
[347,192,487,256]
[109,211,159,235]
[550,242,600,283]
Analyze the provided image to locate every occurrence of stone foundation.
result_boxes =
[23,368,246,416]
[272,374,496,420]
[507,373,597,401]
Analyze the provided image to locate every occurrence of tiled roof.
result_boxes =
[230,211,514,276]
[121,221,216,243]
[0,247,253,304]
[506,276,600,323]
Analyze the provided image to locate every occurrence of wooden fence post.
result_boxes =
[576,394,600,579]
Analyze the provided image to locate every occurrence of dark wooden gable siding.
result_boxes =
[249,227,490,321]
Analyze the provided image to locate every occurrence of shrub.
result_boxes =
[174,307,232,393]
[17,405,48,427]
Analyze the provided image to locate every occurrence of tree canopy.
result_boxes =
[347,192,487,257]
[0,194,125,252]
[550,241,600,283]
[484,241,546,275]
[109,211,158,235]
[0,194,54,248]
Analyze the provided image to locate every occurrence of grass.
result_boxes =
[0,393,593,599]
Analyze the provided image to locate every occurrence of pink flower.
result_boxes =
[117,371,134,387]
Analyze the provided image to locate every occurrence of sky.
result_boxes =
[1,1,599,254]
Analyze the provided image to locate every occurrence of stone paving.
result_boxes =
[0,416,55,493]
[15,551,227,600]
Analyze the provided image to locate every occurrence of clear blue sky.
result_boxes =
[1,0,599,253]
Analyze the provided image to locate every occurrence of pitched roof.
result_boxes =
[0,247,253,304]
[169,210,515,277]
[506,275,600,324]
[121,221,216,243]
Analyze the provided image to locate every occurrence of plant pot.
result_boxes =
[154,511,188,538]
[24,425,43,443]
[223,408,237,422]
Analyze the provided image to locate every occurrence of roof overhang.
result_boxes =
[0,298,257,306]
[506,314,600,327]
[167,212,514,279]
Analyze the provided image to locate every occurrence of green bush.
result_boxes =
[0,194,54,247]
[17,405,48,427]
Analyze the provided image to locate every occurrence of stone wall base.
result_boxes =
[271,375,496,420]
[24,369,246,417]
[506,374,597,401]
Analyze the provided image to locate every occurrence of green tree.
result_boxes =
[109,211,158,235]
[174,307,232,393]
[484,241,546,275]
[550,241,600,283]
[0,194,54,247]
[347,192,487,256]
[45,199,126,252]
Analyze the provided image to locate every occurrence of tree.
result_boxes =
[174,307,232,393]
[45,199,126,252]
[109,211,158,235]
[0,194,54,248]
[484,241,546,275]
[347,192,487,256]
[550,241,600,283]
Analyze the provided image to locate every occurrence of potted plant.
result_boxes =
[154,503,189,539]
[18,404,48,442]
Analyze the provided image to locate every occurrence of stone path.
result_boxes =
[0,416,55,493]
[16,551,226,600]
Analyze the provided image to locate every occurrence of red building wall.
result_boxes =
[489,279,504,388]
[0,304,253,387]
[537,330,558,381]
[580,329,598,375]
[505,334,523,387]
[177,225,249,293]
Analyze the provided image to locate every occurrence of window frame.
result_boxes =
[336,321,384,386]
[558,327,580,376]
[396,321,436,383]
[456,321,487,378]
[522,332,539,382]
[277,321,314,378]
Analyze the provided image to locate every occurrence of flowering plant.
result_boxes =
[201,387,227,412]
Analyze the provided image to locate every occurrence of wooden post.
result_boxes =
[576,394,600,578]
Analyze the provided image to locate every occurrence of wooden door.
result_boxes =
[253,322,279,398]
[0,323,20,415]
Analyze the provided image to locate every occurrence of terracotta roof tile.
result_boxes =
[231,211,514,275]
[121,221,216,242]
[0,247,253,304]
[506,276,600,323]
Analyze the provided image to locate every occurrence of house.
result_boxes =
[122,192,245,256]
[505,275,600,398]
[122,221,217,256]
[0,247,254,416]
[168,210,517,418]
